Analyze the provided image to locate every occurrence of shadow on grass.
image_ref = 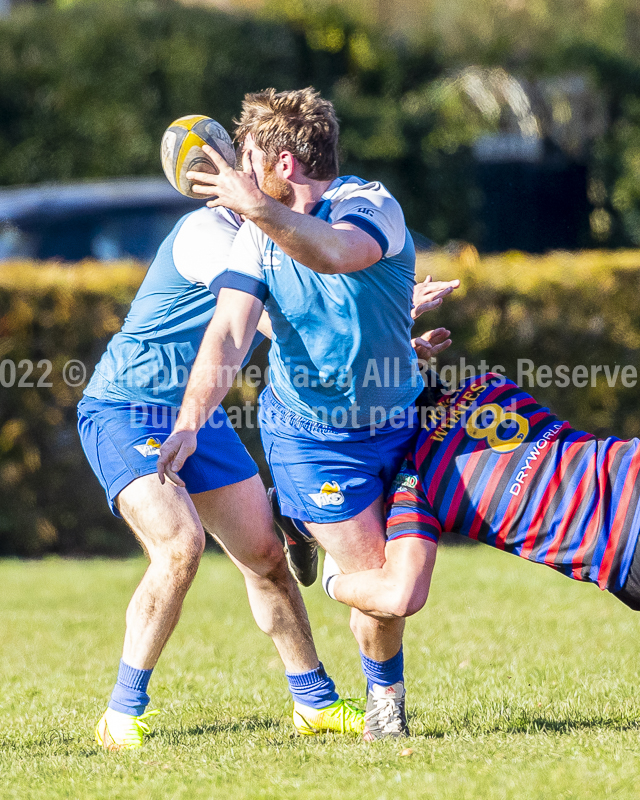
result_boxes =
[170,716,282,738]
[415,714,640,739]
[0,717,283,754]
[5,713,638,753]
[0,730,97,756]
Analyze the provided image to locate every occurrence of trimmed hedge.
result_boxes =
[1,252,640,554]
[0,261,145,555]
[0,259,270,556]
[416,248,640,438]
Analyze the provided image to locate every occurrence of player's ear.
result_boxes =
[241,148,253,175]
[278,150,296,178]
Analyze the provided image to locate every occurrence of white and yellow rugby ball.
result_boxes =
[160,115,236,198]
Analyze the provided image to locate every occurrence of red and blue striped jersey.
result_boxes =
[386,373,640,593]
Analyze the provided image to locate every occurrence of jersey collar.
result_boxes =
[309,177,351,217]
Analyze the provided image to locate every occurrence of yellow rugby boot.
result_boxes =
[293,698,365,736]
[95,707,160,751]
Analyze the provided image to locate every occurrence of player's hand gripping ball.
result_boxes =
[161,115,236,198]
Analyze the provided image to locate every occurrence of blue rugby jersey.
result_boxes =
[84,207,265,408]
[222,176,420,426]
[387,374,640,594]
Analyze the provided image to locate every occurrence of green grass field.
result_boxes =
[1,547,639,800]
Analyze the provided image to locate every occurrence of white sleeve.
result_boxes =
[211,220,269,301]
[172,207,240,290]
[173,209,268,301]
[331,182,407,257]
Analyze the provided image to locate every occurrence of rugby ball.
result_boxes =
[160,115,236,198]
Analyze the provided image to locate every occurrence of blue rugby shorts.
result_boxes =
[258,386,419,524]
[77,396,258,517]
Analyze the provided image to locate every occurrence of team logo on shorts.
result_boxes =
[392,472,418,490]
[133,437,163,458]
[308,481,345,508]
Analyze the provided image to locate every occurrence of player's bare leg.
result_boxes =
[192,473,364,735]
[116,474,207,669]
[305,494,409,739]
[191,474,317,673]
[98,473,362,747]
[117,473,320,673]
[305,494,404,659]
[96,473,206,750]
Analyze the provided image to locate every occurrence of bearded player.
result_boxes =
[78,198,369,749]
[77,129,453,746]
[158,87,460,741]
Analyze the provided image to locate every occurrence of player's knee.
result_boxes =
[190,530,206,565]
[160,530,205,580]
[241,534,287,580]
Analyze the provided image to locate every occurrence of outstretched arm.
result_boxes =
[157,287,263,486]
[412,328,452,362]
[232,199,382,276]
[326,454,441,618]
[328,537,437,619]
[410,274,459,361]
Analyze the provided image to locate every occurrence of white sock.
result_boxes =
[322,552,342,600]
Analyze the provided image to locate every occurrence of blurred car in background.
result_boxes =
[0,177,434,263]
[0,177,203,262]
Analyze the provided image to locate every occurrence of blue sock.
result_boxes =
[286,662,339,709]
[108,659,153,716]
[360,648,404,690]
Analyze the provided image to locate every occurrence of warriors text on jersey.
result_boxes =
[386,373,640,594]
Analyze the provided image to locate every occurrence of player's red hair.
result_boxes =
[234,87,339,181]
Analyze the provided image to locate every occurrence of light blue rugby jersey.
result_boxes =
[225,176,420,426]
[84,206,267,408]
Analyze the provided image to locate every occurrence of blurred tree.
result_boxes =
[1,0,640,247]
